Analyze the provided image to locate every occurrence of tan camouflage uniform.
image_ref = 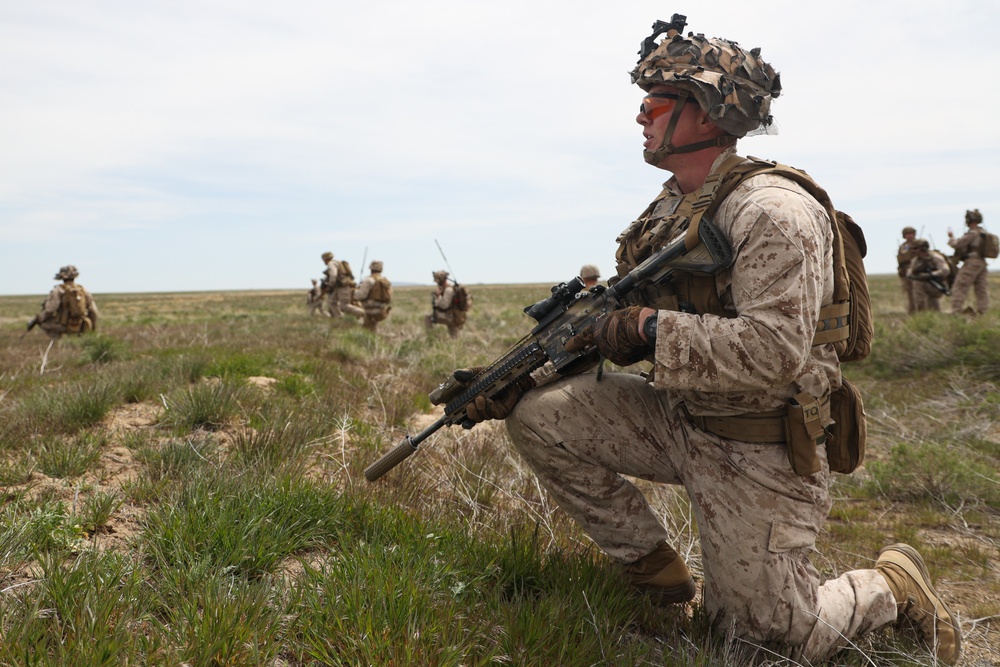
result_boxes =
[948,229,989,314]
[906,250,951,312]
[352,261,392,331]
[31,267,100,340]
[896,236,918,314]
[506,148,898,662]
[307,279,327,316]
[426,272,465,338]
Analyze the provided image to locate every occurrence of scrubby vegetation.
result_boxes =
[0,277,998,665]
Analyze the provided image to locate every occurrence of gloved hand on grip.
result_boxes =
[429,367,536,429]
[566,306,652,367]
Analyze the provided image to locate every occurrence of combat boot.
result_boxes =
[625,541,696,604]
[875,543,962,665]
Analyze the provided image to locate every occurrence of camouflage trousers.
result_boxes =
[911,280,944,312]
[327,287,358,318]
[898,275,916,314]
[506,373,897,661]
[361,304,390,331]
[425,309,464,338]
[950,257,989,314]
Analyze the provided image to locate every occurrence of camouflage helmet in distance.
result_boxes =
[966,209,983,225]
[579,264,600,280]
[432,270,449,283]
[913,239,930,252]
[902,226,916,237]
[55,265,79,281]
[370,260,384,272]
[321,251,333,261]
[631,15,781,140]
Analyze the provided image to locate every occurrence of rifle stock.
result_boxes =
[363,219,732,482]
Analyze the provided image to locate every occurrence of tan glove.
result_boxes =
[430,367,536,429]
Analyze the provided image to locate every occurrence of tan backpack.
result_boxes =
[59,284,89,332]
[368,276,392,303]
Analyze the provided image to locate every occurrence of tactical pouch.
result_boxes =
[784,392,825,476]
[825,379,866,474]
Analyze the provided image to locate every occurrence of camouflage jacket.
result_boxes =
[633,149,840,417]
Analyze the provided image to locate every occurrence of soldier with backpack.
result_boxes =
[425,270,468,338]
[320,251,359,319]
[27,265,99,340]
[947,209,992,315]
[896,226,920,314]
[441,15,960,664]
[352,260,392,332]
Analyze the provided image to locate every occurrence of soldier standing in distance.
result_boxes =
[437,16,961,664]
[947,209,990,315]
[426,270,465,338]
[352,261,392,332]
[307,279,328,316]
[896,226,919,314]
[27,265,100,339]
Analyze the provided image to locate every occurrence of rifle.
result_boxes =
[364,219,733,482]
[908,272,951,296]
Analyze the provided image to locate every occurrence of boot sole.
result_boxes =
[878,543,962,662]
[637,577,697,604]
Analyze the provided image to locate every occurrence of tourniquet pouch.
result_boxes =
[825,379,866,474]
[784,392,824,476]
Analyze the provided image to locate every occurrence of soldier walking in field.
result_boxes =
[436,16,961,664]
[947,209,991,315]
[352,260,392,332]
[896,226,919,314]
[320,251,359,319]
[307,279,328,316]
[27,265,99,339]
[425,270,466,338]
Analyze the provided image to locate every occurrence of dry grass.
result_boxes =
[1,275,999,665]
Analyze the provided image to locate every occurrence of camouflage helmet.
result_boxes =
[579,264,600,280]
[631,15,781,139]
[54,265,79,281]
[432,270,449,283]
[966,209,983,225]
[902,226,916,237]
[913,239,930,252]
[370,260,384,272]
[321,251,333,261]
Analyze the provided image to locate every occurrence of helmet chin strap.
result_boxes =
[643,94,737,166]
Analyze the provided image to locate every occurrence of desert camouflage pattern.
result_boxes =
[906,251,951,312]
[948,229,990,314]
[631,24,780,137]
[426,282,464,337]
[506,148,900,660]
[897,240,919,313]
[352,272,391,331]
[34,282,99,339]
[307,279,327,316]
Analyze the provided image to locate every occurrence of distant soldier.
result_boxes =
[426,270,465,338]
[307,279,327,316]
[896,226,919,314]
[906,240,951,312]
[352,261,392,331]
[320,251,358,318]
[27,265,99,339]
[579,264,601,290]
[947,209,990,315]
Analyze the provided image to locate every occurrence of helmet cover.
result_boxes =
[631,15,781,138]
[966,209,983,225]
[55,265,79,280]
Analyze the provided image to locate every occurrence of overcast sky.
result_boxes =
[2,1,998,296]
